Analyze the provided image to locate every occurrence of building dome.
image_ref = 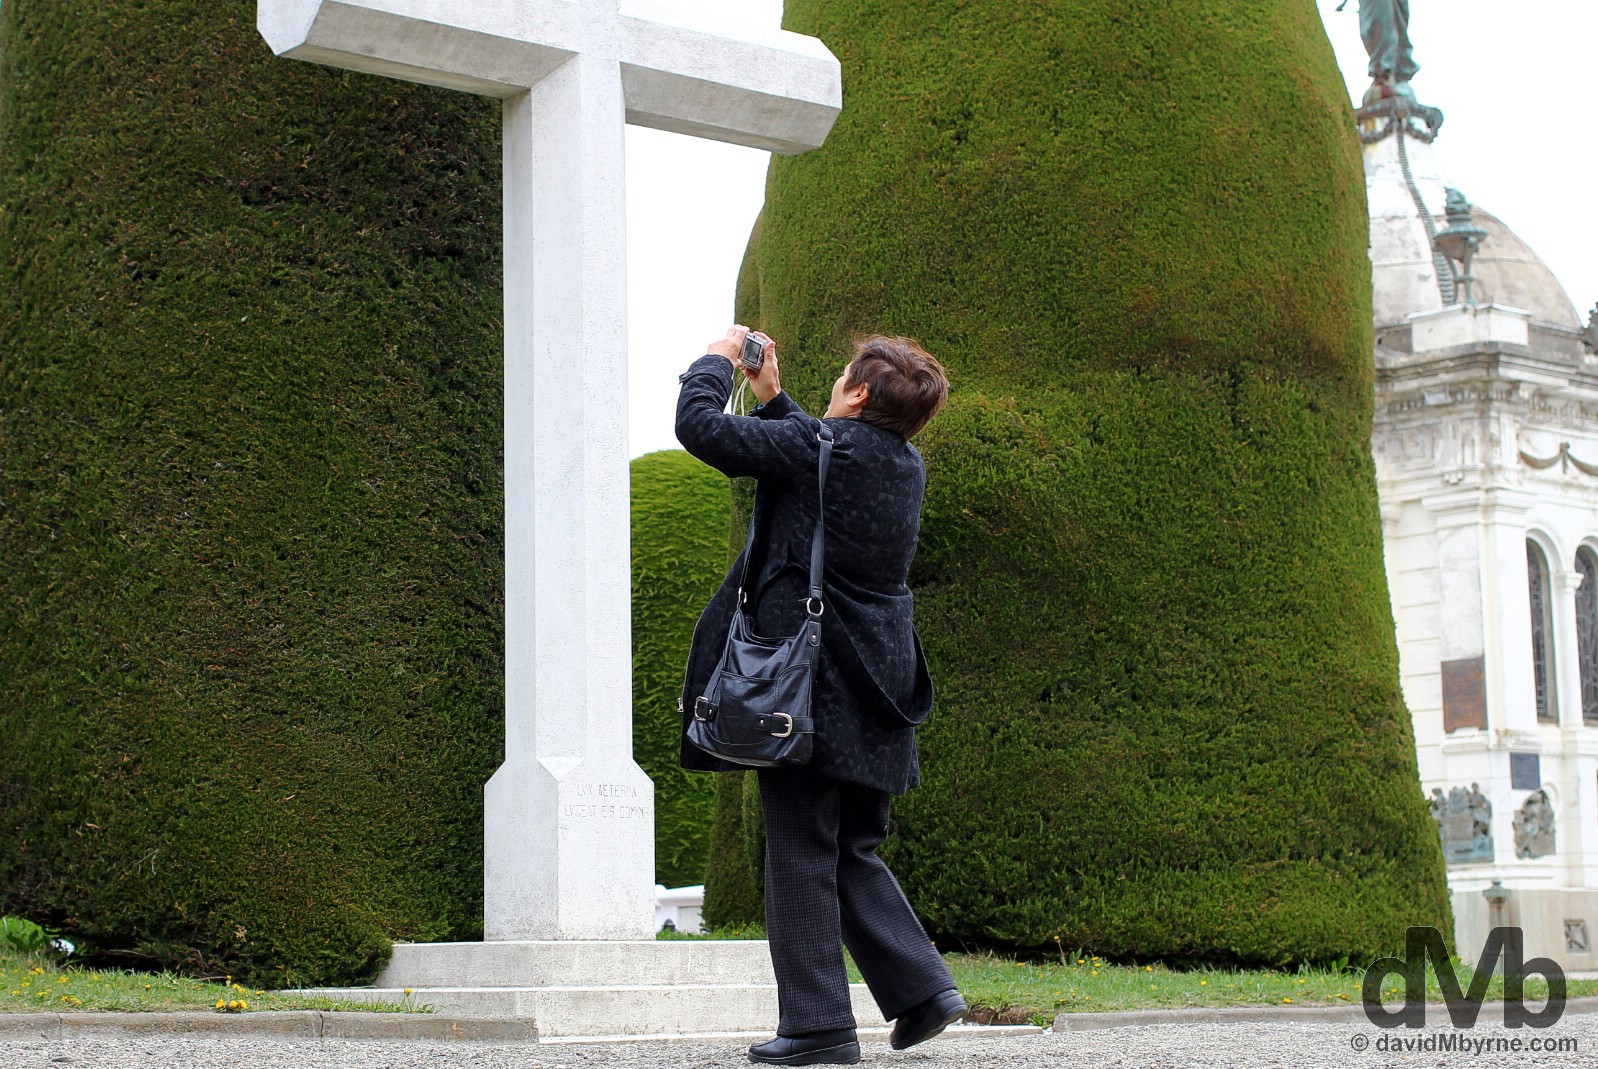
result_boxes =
[1469,209,1583,331]
[1364,132,1581,332]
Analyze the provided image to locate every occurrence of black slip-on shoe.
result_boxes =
[889,988,968,1051]
[748,1027,862,1065]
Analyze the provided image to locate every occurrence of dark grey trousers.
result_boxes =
[756,766,955,1035]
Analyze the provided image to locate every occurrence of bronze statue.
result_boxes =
[1339,0,1419,89]
[1513,789,1556,860]
[1429,783,1494,864]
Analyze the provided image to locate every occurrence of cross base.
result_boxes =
[292,940,886,1039]
[483,757,657,940]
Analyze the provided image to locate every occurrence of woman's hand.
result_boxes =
[744,335,782,404]
[707,324,782,404]
[707,324,750,364]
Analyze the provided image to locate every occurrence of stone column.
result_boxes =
[1479,489,1540,735]
[1557,568,1598,886]
[1423,487,1539,734]
[1424,491,1492,731]
[1555,571,1584,729]
[483,54,656,941]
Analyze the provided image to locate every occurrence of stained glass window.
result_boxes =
[1529,542,1556,721]
[1578,548,1598,723]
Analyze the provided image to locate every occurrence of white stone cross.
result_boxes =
[258,0,840,941]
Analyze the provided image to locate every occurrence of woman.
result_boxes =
[675,325,965,1066]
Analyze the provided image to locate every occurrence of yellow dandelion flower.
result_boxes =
[1282,997,1292,1004]
[215,999,226,1009]
[404,988,413,995]
[1200,980,1207,986]
[1336,993,1349,1000]
[57,977,68,984]
[1144,965,1153,972]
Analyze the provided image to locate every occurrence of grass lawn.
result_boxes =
[946,949,1595,1026]
[0,946,426,1014]
[665,926,1590,1025]
[5,937,1588,1022]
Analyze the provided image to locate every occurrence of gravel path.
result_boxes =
[4,1018,1596,1069]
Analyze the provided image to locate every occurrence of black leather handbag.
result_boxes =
[687,424,834,767]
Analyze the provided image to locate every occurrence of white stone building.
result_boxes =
[1364,94,1598,969]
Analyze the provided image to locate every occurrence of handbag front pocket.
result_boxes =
[702,664,813,741]
[689,656,817,768]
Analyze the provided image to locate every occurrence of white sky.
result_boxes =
[624,0,1598,458]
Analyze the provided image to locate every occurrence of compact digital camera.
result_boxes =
[740,331,772,373]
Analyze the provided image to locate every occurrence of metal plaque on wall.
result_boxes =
[1511,752,1542,790]
[1442,656,1488,732]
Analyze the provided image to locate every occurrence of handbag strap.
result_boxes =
[736,420,835,616]
[806,425,834,614]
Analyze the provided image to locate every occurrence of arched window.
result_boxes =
[1577,547,1598,724]
[1527,541,1556,721]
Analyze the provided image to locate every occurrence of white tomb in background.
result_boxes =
[1363,90,1598,969]
[653,884,705,935]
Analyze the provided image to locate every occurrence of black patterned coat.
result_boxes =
[673,355,933,795]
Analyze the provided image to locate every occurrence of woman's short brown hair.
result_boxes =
[844,336,949,439]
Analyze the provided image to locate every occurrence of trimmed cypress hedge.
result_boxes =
[629,450,732,889]
[0,1,506,986]
[700,771,766,931]
[696,471,767,930]
[720,0,1453,965]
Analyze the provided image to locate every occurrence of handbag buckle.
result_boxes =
[768,712,794,739]
[694,696,716,722]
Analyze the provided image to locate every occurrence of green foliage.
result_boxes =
[0,917,56,957]
[629,450,732,887]
[701,773,766,929]
[741,771,767,897]
[656,921,767,941]
[710,0,1452,965]
[0,1,504,986]
[696,481,767,924]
